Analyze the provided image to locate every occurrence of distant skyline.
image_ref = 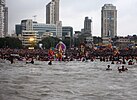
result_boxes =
[6,0,137,36]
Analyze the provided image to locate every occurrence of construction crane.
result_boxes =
[33,15,37,21]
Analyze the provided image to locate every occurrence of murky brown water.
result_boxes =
[0,60,137,100]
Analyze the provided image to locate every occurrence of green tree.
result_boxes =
[0,37,22,48]
[93,36,103,44]
[62,38,71,49]
[39,37,61,49]
[74,34,86,47]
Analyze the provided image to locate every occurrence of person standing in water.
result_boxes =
[26,58,34,64]
[118,65,128,73]
[106,65,112,70]
[48,60,52,65]
[9,56,14,64]
[30,58,34,64]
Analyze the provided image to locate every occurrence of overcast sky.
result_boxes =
[6,0,137,36]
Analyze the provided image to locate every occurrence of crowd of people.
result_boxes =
[0,47,137,73]
[0,47,137,61]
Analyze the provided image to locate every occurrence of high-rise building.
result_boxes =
[0,0,5,37]
[4,7,8,37]
[0,0,5,5]
[54,0,59,24]
[84,17,92,34]
[0,0,8,37]
[15,24,22,36]
[46,2,51,24]
[46,0,60,24]
[101,4,117,38]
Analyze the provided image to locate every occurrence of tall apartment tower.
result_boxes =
[0,0,8,37]
[4,7,8,37]
[101,4,117,38]
[84,17,92,34]
[0,0,5,37]
[46,0,60,24]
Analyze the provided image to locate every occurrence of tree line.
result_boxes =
[0,36,103,49]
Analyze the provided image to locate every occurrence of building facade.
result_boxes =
[46,2,51,24]
[33,21,62,40]
[4,6,8,37]
[0,0,5,37]
[101,4,117,38]
[62,26,73,39]
[0,0,8,37]
[33,23,56,37]
[21,19,33,31]
[22,30,38,47]
[80,17,93,45]
[56,21,62,39]
[16,19,74,46]
[20,19,37,47]
[46,0,60,24]
[84,17,92,34]
[0,5,4,37]
[15,24,22,36]
[115,37,131,49]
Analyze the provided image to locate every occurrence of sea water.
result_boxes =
[0,60,137,100]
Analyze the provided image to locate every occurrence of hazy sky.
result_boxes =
[6,0,137,36]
